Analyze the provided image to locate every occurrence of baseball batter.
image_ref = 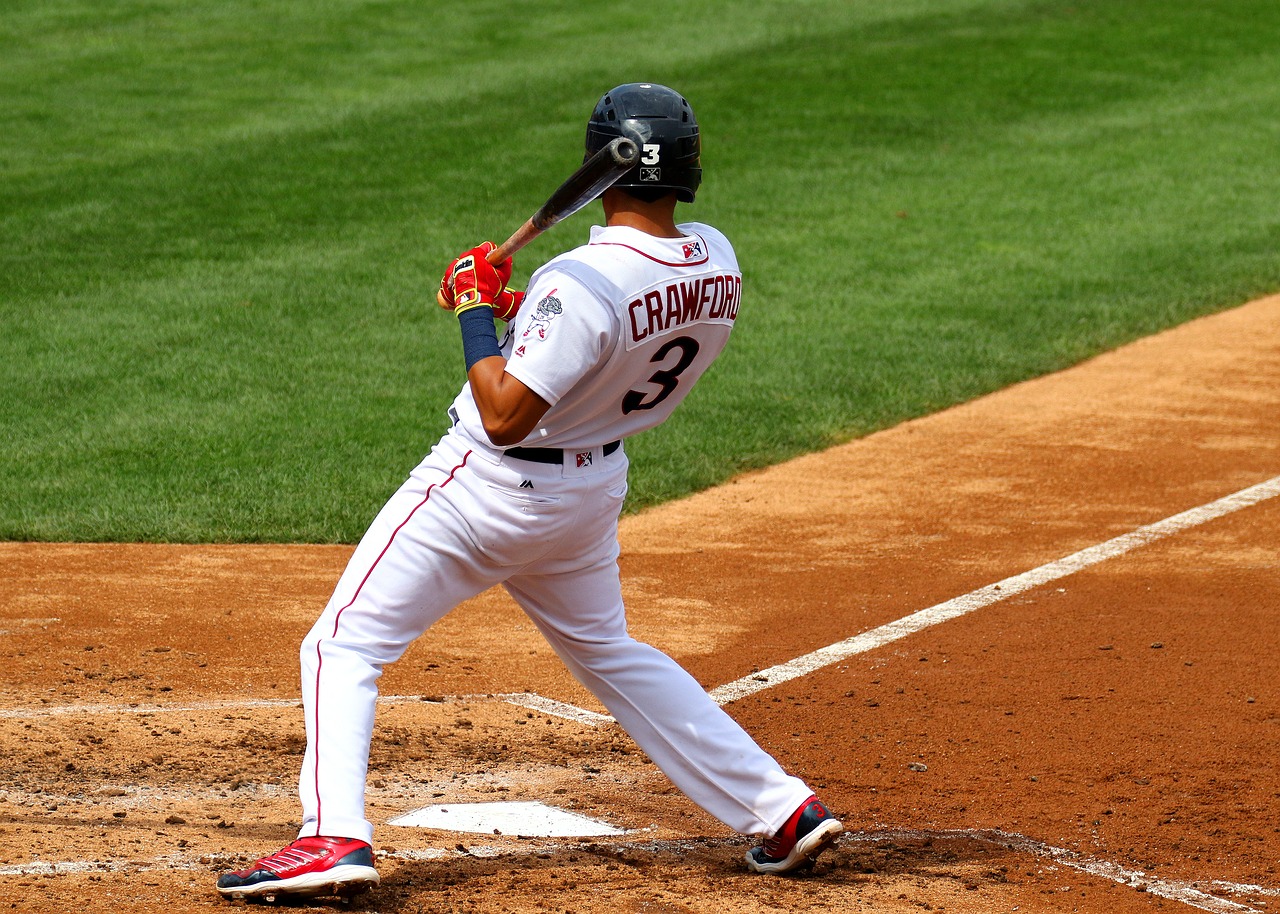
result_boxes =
[217,83,842,902]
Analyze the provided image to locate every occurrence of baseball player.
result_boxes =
[216,83,842,902]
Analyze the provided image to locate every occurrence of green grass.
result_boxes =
[3,0,1278,541]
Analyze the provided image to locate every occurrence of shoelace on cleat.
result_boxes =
[254,844,329,874]
[760,834,788,858]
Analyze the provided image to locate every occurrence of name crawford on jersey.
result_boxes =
[627,272,741,347]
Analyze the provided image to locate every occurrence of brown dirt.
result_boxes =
[1,294,1278,914]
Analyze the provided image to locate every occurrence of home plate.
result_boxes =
[389,801,627,837]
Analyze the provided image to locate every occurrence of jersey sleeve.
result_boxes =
[503,268,617,408]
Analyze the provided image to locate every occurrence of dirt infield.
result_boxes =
[2,294,1278,914]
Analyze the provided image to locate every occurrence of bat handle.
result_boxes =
[487,220,538,265]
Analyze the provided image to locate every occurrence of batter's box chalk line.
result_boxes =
[850,829,1273,914]
[1,827,1273,913]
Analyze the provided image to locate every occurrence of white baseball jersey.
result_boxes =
[449,222,741,451]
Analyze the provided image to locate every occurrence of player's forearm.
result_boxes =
[456,296,549,447]
[466,355,550,447]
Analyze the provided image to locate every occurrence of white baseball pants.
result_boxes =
[296,428,813,845]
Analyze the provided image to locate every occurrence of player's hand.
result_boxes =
[438,242,513,314]
[438,278,524,322]
[491,288,525,322]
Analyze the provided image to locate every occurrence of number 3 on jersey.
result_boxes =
[622,336,700,414]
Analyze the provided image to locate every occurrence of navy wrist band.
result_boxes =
[457,305,501,371]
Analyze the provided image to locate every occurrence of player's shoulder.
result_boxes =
[678,222,738,270]
[531,225,659,297]
[676,221,731,247]
[529,240,619,306]
[526,222,738,303]
[523,241,623,333]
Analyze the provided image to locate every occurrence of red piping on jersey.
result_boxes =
[311,449,473,834]
[589,233,710,267]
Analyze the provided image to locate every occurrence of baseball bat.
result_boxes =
[486,136,640,265]
[437,137,639,308]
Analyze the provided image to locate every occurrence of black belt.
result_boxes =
[504,441,621,464]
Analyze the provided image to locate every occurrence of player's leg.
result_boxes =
[502,458,839,870]
[220,434,529,899]
[296,435,508,845]
[507,563,841,871]
[504,553,815,838]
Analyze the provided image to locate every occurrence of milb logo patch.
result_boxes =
[639,167,661,182]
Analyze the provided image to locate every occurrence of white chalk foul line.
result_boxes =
[709,474,1280,704]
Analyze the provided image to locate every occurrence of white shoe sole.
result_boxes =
[745,818,844,874]
[217,864,380,900]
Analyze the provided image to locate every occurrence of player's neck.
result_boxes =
[601,190,684,238]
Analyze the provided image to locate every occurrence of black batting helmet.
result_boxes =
[585,83,701,203]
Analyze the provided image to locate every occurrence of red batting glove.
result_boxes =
[438,242,513,313]
[491,288,525,322]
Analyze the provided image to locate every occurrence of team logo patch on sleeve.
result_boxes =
[534,292,563,319]
[523,289,565,342]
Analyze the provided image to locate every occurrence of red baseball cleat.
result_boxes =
[745,795,843,874]
[216,835,379,901]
